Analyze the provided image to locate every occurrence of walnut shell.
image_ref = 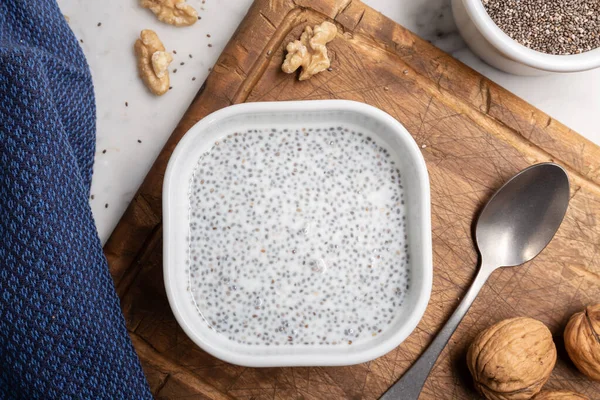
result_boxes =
[467,317,557,400]
[533,391,589,400]
[564,304,600,381]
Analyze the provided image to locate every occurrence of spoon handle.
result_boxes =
[380,266,493,400]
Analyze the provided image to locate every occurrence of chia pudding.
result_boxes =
[187,126,410,347]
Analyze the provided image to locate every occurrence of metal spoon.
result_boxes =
[380,162,570,400]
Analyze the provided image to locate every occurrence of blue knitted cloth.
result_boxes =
[0,1,151,398]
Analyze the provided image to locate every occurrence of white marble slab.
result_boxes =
[57,0,600,244]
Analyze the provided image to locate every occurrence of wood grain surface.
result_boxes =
[104,0,600,398]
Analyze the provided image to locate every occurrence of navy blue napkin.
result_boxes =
[0,1,151,398]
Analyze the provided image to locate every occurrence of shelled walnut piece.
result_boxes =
[281,21,337,81]
[564,304,600,381]
[467,317,557,400]
[140,0,197,27]
[534,391,589,400]
[134,30,173,96]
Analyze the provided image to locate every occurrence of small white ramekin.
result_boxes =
[452,0,600,75]
[163,100,432,367]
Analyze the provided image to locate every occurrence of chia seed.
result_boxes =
[187,126,410,346]
[482,0,600,55]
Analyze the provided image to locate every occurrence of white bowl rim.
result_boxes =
[163,99,433,367]
[462,0,600,72]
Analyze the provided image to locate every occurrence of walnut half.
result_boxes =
[140,0,198,27]
[281,21,337,81]
[134,30,173,96]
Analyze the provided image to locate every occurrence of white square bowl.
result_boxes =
[163,100,432,367]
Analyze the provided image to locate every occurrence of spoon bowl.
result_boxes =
[476,163,570,268]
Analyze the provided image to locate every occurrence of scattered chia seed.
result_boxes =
[105,203,108,208]
[189,54,193,58]
[137,139,142,143]
[173,68,178,73]
[102,149,106,154]
[207,34,211,38]
[482,0,600,54]
[180,62,185,65]
[97,22,101,27]
[208,44,213,47]
[187,126,411,347]
[192,77,196,81]
[173,50,177,54]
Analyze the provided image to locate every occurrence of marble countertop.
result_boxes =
[57,0,600,244]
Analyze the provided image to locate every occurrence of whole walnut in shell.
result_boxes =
[564,304,600,381]
[534,391,589,400]
[467,317,557,400]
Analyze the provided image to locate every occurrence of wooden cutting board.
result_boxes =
[104,0,600,398]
